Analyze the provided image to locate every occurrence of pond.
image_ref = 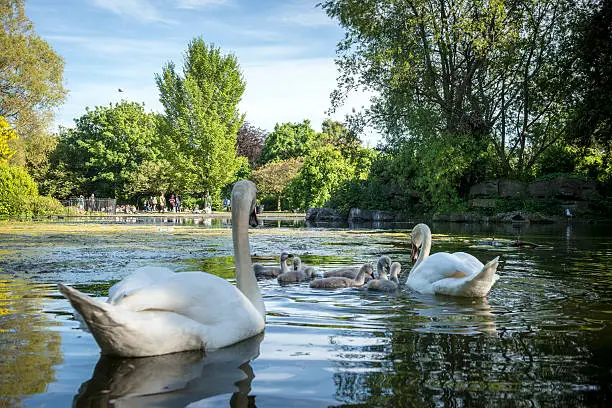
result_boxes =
[1,218,611,407]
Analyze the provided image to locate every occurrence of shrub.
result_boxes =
[0,164,64,216]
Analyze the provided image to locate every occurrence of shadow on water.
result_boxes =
[74,333,263,408]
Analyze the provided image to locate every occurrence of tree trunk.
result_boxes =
[277,195,281,211]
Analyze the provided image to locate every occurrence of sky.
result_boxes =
[26,0,380,146]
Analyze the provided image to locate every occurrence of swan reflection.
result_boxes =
[410,294,497,336]
[73,333,263,408]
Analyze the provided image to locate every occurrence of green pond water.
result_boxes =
[0,218,611,407]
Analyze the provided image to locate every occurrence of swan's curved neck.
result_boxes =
[408,225,431,277]
[232,193,265,320]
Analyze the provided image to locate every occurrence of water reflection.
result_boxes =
[74,333,263,408]
[0,278,61,407]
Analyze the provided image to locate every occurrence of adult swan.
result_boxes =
[406,223,500,297]
[58,180,265,357]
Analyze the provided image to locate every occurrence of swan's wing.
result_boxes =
[413,252,483,283]
[431,256,500,297]
[111,272,256,328]
[107,266,175,304]
[451,252,484,271]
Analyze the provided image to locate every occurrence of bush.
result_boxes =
[0,164,64,216]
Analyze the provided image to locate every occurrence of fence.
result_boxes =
[63,197,117,215]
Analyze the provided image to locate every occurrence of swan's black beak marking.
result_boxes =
[411,243,418,264]
[249,208,259,228]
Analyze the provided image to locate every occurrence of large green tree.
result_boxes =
[0,0,66,139]
[155,37,245,198]
[259,120,319,164]
[288,144,357,209]
[51,101,162,200]
[321,0,575,180]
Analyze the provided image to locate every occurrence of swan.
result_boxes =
[58,180,266,357]
[323,256,388,281]
[406,223,500,297]
[277,256,316,284]
[292,256,317,277]
[366,261,401,292]
[310,263,373,289]
[253,251,292,278]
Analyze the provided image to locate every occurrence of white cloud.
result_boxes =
[175,0,231,9]
[46,35,180,58]
[271,2,335,27]
[91,0,173,24]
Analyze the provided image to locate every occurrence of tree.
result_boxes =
[321,0,575,179]
[250,158,302,210]
[52,102,161,200]
[155,37,245,198]
[288,144,356,209]
[237,121,267,167]
[320,119,361,159]
[0,0,66,138]
[259,120,319,164]
[0,116,17,163]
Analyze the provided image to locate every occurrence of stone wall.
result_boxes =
[468,176,599,213]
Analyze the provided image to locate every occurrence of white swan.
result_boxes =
[277,256,316,284]
[366,261,401,292]
[58,180,266,357]
[406,223,500,297]
[253,251,292,278]
[310,263,373,289]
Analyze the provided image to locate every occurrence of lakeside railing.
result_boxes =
[63,197,117,215]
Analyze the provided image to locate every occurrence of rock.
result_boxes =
[469,198,497,208]
[305,207,345,222]
[529,177,598,200]
[469,180,499,198]
[371,211,396,222]
[348,208,373,221]
[499,180,527,198]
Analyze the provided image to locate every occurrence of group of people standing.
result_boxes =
[145,193,182,213]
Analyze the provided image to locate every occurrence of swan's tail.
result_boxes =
[59,283,115,327]
[434,256,500,297]
[59,284,132,356]
[59,284,207,357]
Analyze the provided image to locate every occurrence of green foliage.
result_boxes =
[259,120,318,164]
[0,0,66,139]
[155,37,245,198]
[288,145,357,209]
[0,164,62,216]
[51,101,161,200]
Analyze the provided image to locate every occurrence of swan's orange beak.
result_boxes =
[249,208,259,227]
[411,243,418,264]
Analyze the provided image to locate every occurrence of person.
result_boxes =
[159,193,166,213]
[223,197,229,211]
[89,193,95,213]
[169,194,176,212]
[204,192,212,214]
[152,195,158,212]
[77,195,84,214]
[176,195,182,213]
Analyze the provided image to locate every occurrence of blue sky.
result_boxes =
[26,0,378,145]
